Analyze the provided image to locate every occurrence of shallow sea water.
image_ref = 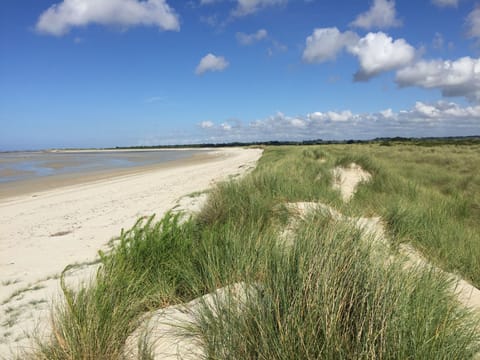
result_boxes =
[0,150,204,183]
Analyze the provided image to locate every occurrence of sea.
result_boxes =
[0,149,206,184]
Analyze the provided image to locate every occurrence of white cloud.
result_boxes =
[302,27,359,63]
[233,0,286,16]
[396,56,480,101]
[36,0,179,36]
[195,53,229,75]
[413,100,480,118]
[431,0,459,7]
[197,101,480,142]
[413,102,443,118]
[236,29,268,45]
[328,110,355,122]
[466,6,480,39]
[348,32,415,80]
[309,110,356,122]
[350,0,401,29]
[380,108,394,118]
[199,121,215,128]
[290,118,306,127]
[303,29,415,80]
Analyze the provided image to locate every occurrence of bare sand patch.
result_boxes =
[280,202,386,248]
[332,163,371,201]
[399,244,480,313]
[123,282,255,360]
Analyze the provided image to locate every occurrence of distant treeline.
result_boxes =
[111,135,480,150]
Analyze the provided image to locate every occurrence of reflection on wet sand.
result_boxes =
[0,168,35,178]
[0,149,206,184]
[0,150,213,199]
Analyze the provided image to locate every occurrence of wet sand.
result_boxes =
[0,151,215,201]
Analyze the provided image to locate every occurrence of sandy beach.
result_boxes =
[0,147,263,357]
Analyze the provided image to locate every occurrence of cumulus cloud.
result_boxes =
[396,56,480,101]
[195,53,229,75]
[348,32,415,81]
[308,110,356,122]
[236,29,268,45]
[197,101,480,143]
[431,0,459,7]
[466,6,480,39]
[233,0,286,16]
[350,0,401,29]
[302,27,359,63]
[36,0,179,36]
[302,29,415,80]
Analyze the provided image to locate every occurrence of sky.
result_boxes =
[1,0,480,150]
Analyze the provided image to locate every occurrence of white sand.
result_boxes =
[332,163,372,202]
[0,147,262,357]
[123,282,255,359]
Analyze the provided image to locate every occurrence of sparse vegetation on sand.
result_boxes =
[325,143,480,287]
[28,143,480,359]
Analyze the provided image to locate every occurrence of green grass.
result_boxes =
[32,214,201,359]
[27,143,480,359]
[324,143,480,286]
[194,215,479,359]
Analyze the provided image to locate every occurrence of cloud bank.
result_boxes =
[197,101,480,142]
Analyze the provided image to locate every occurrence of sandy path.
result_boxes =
[0,147,262,357]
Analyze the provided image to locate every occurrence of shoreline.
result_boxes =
[48,147,210,153]
[0,147,263,355]
[0,149,219,201]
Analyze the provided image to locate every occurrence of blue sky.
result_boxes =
[1,0,480,150]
